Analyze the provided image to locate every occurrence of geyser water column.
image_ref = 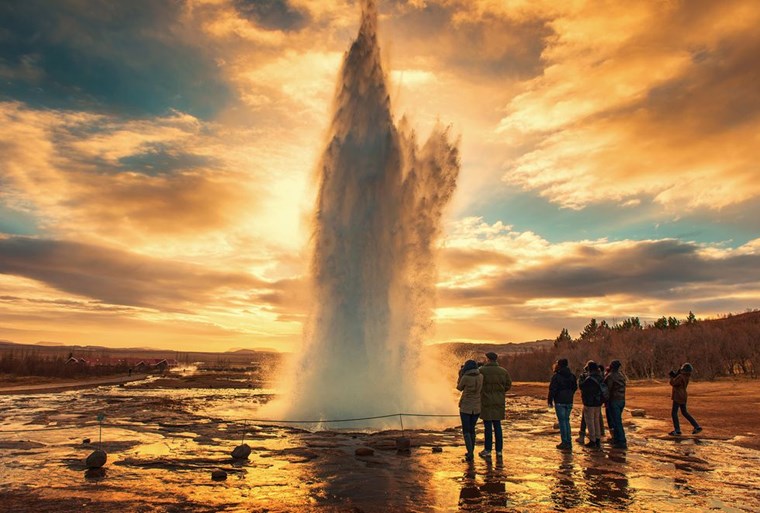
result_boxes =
[286,0,460,422]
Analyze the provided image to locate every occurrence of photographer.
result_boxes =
[668,363,702,436]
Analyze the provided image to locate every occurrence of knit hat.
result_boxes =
[610,360,622,370]
[462,359,478,372]
[485,352,498,361]
[681,362,693,373]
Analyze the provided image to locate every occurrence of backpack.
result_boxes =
[599,381,610,403]
[581,374,608,406]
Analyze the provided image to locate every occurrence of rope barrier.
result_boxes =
[0,412,461,435]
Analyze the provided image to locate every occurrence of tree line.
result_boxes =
[502,310,760,382]
[0,350,129,379]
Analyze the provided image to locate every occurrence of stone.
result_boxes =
[85,449,107,468]
[231,443,252,459]
[553,422,560,429]
[355,447,374,457]
[211,470,227,481]
[396,437,411,452]
[631,409,646,417]
[82,438,91,444]
[432,446,443,453]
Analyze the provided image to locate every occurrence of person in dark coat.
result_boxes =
[548,358,577,450]
[478,352,512,459]
[580,362,604,449]
[605,360,627,448]
[576,360,606,444]
[669,362,702,436]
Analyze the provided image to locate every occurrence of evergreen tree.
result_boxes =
[579,318,599,342]
[554,328,573,349]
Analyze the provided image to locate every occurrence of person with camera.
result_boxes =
[669,362,702,436]
[457,359,484,461]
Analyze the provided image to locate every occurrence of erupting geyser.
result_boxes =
[284,0,460,422]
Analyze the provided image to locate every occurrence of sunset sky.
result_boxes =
[1,0,759,352]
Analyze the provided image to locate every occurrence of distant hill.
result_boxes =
[0,339,281,367]
[431,339,553,358]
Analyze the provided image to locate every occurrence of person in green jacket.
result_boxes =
[478,352,512,459]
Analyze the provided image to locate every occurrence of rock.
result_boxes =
[432,447,443,453]
[631,409,646,417]
[82,438,91,445]
[85,449,107,468]
[231,443,252,459]
[553,422,560,429]
[355,447,374,457]
[396,437,411,452]
[211,470,227,481]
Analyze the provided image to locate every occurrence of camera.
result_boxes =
[668,369,680,378]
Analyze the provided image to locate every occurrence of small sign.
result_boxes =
[97,413,105,422]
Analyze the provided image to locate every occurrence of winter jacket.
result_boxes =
[580,372,604,407]
[457,369,484,414]
[548,367,577,406]
[604,369,627,402]
[670,370,691,404]
[479,362,512,421]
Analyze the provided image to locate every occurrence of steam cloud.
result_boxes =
[279,0,460,423]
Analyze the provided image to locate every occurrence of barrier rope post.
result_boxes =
[399,414,405,437]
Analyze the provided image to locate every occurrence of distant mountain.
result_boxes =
[225,347,279,354]
[431,339,553,358]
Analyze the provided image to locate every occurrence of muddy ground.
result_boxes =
[0,372,758,512]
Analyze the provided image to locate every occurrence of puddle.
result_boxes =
[0,377,758,512]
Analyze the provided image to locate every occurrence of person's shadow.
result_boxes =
[551,451,582,510]
[459,455,509,509]
[582,451,633,508]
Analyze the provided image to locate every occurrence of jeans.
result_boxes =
[671,402,699,432]
[605,403,614,432]
[460,412,479,439]
[483,420,503,452]
[609,400,626,444]
[554,404,573,445]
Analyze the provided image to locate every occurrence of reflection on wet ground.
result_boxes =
[1,382,758,512]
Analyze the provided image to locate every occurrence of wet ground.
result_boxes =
[1,373,758,512]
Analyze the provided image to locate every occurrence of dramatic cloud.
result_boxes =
[435,218,760,341]
[498,0,760,211]
[0,0,230,118]
[0,236,264,310]
[1,0,759,349]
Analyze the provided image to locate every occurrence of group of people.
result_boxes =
[457,353,703,461]
[548,358,627,450]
